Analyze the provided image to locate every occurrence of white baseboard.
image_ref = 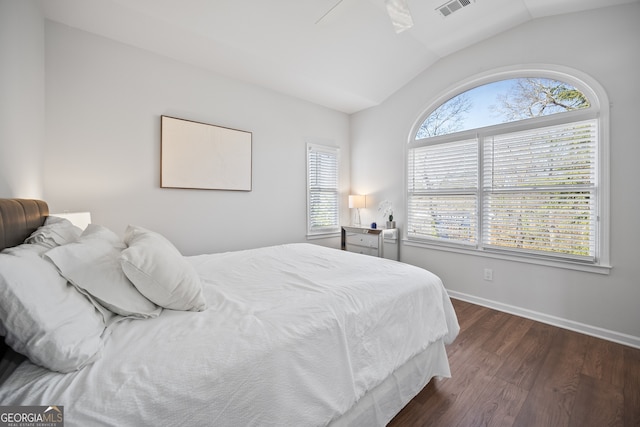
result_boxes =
[448,290,640,350]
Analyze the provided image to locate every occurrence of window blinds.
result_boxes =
[307,144,340,234]
[482,119,598,261]
[407,119,598,261]
[407,139,478,243]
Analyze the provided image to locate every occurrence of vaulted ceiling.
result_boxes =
[41,0,637,114]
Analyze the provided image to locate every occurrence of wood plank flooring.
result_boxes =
[388,298,640,427]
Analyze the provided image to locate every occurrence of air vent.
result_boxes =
[437,0,474,17]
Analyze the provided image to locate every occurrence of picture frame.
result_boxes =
[161,115,252,191]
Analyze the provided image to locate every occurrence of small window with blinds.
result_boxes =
[408,73,605,266]
[307,143,340,235]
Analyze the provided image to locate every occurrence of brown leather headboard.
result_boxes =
[0,198,49,252]
[0,198,49,381]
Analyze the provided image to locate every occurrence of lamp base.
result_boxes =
[354,208,361,226]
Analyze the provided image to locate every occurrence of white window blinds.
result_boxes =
[307,144,340,234]
[407,119,599,262]
[482,119,598,261]
[407,139,478,244]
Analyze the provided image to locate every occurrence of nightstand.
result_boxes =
[341,226,398,261]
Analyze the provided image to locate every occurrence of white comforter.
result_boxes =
[0,243,459,426]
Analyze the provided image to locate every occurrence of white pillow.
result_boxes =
[0,245,105,373]
[25,216,82,249]
[75,222,125,248]
[120,225,207,312]
[45,225,161,318]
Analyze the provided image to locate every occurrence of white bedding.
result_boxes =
[0,243,459,426]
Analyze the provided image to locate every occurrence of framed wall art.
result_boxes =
[161,115,252,191]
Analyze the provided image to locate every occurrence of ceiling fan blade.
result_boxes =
[385,0,414,33]
[315,0,346,24]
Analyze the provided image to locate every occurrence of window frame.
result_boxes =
[405,65,611,274]
[306,143,341,237]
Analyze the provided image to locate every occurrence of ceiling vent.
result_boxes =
[437,0,474,17]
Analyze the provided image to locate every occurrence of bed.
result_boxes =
[0,198,459,426]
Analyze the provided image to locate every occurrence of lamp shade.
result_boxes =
[348,195,366,209]
[50,212,92,230]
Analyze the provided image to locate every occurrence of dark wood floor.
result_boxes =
[388,298,640,427]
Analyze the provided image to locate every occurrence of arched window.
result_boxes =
[407,68,609,270]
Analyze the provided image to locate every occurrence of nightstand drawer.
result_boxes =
[341,226,398,261]
[345,232,379,248]
[345,245,379,257]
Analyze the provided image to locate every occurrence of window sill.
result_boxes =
[403,239,612,275]
[306,231,340,240]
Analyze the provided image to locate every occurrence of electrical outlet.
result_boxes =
[483,268,493,281]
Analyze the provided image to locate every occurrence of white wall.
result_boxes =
[43,22,350,255]
[0,0,45,198]
[350,3,640,346]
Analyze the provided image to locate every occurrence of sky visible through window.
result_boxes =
[462,80,512,129]
[416,78,589,139]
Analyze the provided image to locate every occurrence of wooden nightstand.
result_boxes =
[341,226,398,261]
